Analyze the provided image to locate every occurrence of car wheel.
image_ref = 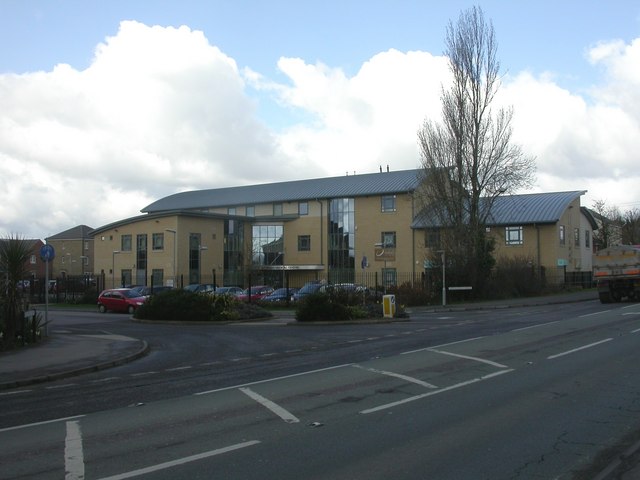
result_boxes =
[98,304,107,313]
[128,305,135,315]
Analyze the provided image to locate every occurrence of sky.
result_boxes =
[1,0,640,241]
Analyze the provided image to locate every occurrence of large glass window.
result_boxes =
[559,225,565,246]
[252,225,284,266]
[329,198,355,282]
[189,233,202,284]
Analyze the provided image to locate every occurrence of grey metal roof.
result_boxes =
[412,191,587,228]
[142,169,423,213]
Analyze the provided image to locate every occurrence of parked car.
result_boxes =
[212,286,244,297]
[293,281,325,301]
[237,285,275,301]
[262,287,299,303]
[130,285,174,297]
[97,288,147,314]
[184,283,216,294]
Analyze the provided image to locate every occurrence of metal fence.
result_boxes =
[18,268,594,306]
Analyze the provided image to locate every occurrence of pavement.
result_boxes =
[3,288,637,479]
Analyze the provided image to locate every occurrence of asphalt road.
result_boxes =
[2,299,640,479]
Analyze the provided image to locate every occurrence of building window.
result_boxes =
[273,203,283,216]
[298,235,311,251]
[574,228,580,247]
[329,198,355,282]
[299,202,308,215]
[585,230,591,248]
[151,269,163,286]
[136,234,147,284]
[381,231,396,248]
[189,233,202,284]
[252,225,284,265]
[559,225,565,246]
[84,241,89,251]
[425,229,440,249]
[121,234,132,252]
[228,207,236,215]
[246,206,255,217]
[505,226,523,245]
[381,195,396,212]
[30,254,36,264]
[152,233,164,251]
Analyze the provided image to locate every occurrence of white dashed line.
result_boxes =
[65,420,85,480]
[165,366,192,372]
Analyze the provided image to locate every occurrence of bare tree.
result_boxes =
[621,207,640,245]
[591,199,622,249]
[417,6,535,292]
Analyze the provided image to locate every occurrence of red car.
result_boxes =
[98,288,147,314]
[237,285,275,301]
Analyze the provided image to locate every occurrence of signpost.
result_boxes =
[40,244,55,336]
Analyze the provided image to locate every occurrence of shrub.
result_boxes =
[135,289,211,321]
[135,290,272,322]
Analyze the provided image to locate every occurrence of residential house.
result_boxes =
[45,225,94,278]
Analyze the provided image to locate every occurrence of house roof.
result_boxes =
[412,191,587,228]
[46,225,94,241]
[142,169,423,213]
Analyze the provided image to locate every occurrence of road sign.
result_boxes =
[40,244,55,262]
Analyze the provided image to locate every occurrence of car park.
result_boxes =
[213,286,244,297]
[97,288,147,314]
[130,285,174,296]
[237,285,275,301]
[184,283,216,294]
[262,287,299,303]
[292,281,324,301]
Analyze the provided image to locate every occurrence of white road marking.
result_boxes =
[199,361,221,366]
[352,365,438,389]
[239,387,300,423]
[0,415,86,433]
[195,364,352,396]
[623,312,640,316]
[511,321,559,332]
[547,338,613,360]
[632,327,640,334]
[580,310,612,317]
[130,371,158,377]
[90,377,120,383]
[46,384,78,390]
[96,440,261,480]
[0,389,32,396]
[165,366,192,372]
[403,336,485,354]
[426,348,509,369]
[361,369,514,414]
[65,420,85,480]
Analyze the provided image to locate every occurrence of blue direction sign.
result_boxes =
[40,244,55,262]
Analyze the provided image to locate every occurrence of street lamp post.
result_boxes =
[165,229,177,287]
[112,250,121,288]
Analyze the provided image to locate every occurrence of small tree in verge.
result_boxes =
[0,235,32,350]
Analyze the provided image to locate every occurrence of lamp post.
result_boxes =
[165,229,177,287]
[112,250,120,288]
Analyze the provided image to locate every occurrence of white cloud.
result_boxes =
[1,21,639,240]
